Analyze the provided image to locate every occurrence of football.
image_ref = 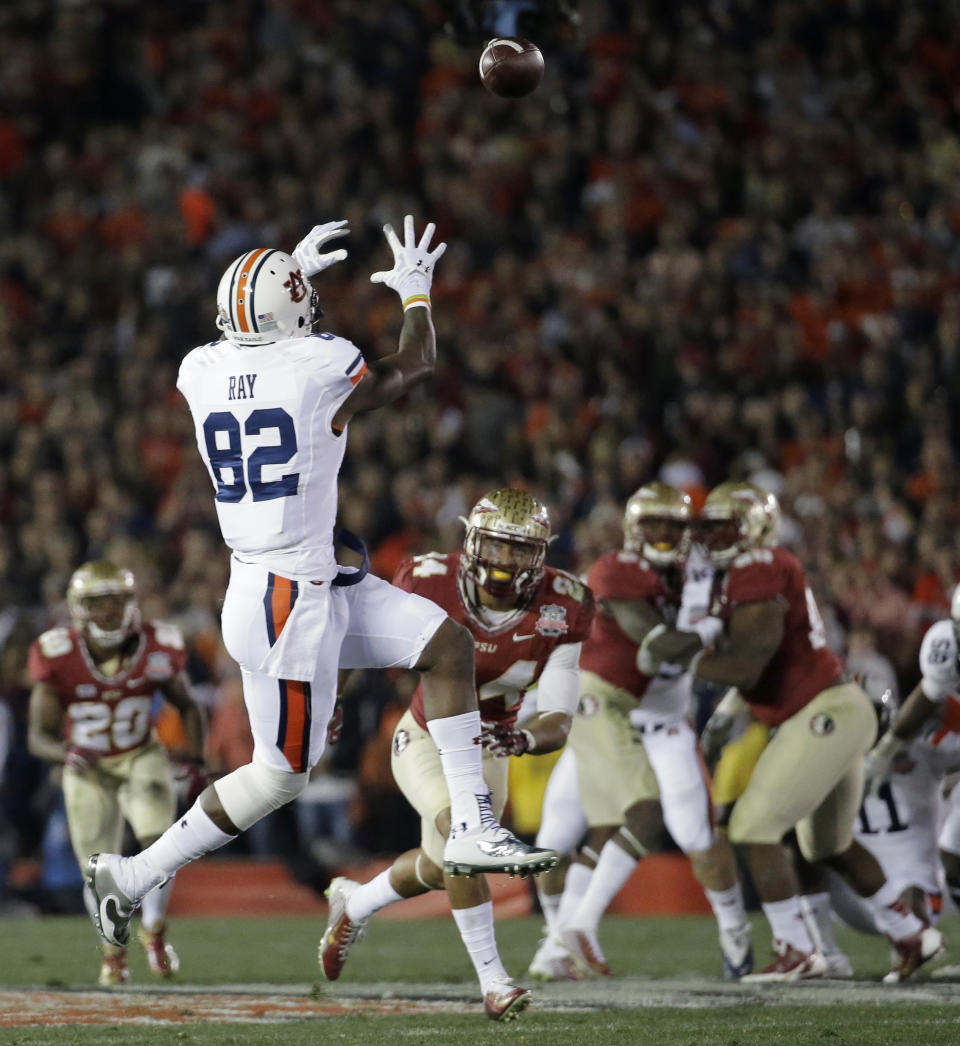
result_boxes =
[479,37,544,98]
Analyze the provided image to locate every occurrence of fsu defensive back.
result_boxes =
[318,489,593,1021]
[27,562,206,987]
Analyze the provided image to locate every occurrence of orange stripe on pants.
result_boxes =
[280,680,309,772]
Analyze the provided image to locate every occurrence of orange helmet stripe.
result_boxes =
[235,248,269,333]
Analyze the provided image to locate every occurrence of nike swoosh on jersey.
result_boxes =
[513,633,537,642]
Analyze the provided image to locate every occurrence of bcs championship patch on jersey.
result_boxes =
[394,552,594,729]
[28,621,187,757]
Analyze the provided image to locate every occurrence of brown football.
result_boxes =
[479,37,544,99]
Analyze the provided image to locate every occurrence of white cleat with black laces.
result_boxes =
[85,853,139,948]
[443,794,557,876]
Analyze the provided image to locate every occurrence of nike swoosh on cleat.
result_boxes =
[100,896,125,945]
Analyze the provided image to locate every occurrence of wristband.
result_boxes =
[402,294,431,311]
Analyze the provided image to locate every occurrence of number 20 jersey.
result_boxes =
[177,333,367,583]
[394,552,595,731]
[27,622,187,756]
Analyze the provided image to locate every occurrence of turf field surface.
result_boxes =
[0,911,958,1045]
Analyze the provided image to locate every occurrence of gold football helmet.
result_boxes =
[460,488,550,604]
[699,482,772,567]
[67,561,139,649]
[623,482,692,567]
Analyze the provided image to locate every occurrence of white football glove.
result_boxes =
[863,731,902,796]
[293,219,350,278]
[370,214,446,309]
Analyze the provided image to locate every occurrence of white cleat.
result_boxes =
[484,979,531,1021]
[318,877,367,981]
[85,853,139,948]
[719,921,754,980]
[561,927,611,977]
[527,934,589,982]
[822,949,854,979]
[883,925,945,984]
[741,939,828,983]
[443,824,557,877]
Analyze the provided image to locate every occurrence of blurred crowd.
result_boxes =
[2,0,960,904]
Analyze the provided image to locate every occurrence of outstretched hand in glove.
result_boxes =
[370,214,446,310]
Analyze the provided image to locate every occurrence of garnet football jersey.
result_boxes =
[177,331,367,583]
[719,547,844,726]
[394,552,595,730]
[579,549,672,697]
[28,622,187,757]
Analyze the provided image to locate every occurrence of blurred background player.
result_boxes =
[859,585,960,932]
[641,481,946,983]
[84,217,554,957]
[317,488,594,1021]
[529,483,752,981]
[27,561,206,986]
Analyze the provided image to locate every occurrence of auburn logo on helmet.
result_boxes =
[284,270,308,302]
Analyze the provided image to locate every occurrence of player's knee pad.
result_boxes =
[214,759,309,832]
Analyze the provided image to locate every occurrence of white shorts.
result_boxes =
[221,557,447,774]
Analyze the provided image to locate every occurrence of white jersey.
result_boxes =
[855,731,960,896]
[919,619,960,702]
[177,331,366,582]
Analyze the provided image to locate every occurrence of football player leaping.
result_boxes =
[83,218,555,959]
[318,489,594,1021]
[27,562,207,986]
[529,483,754,982]
[641,482,945,983]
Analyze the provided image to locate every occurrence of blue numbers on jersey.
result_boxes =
[203,408,299,503]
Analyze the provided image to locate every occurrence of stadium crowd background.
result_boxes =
[2,0,960,908]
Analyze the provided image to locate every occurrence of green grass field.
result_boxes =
[1,911,959,1045]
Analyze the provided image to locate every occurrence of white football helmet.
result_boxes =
[68,561,140,649]
[216,249,319,346]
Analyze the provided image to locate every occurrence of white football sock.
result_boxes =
[451,901,507,992]
[538,888,562,933]
[799,891,842,954]
[426,712,488,831]
[346,869,404,923]
[705,882,748,932]
[126,801,235,899]
[557,861,593,929]
[762,896,815,952]
[570,841,637,932]
[863,880,924,940]
[139,874,176,931]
